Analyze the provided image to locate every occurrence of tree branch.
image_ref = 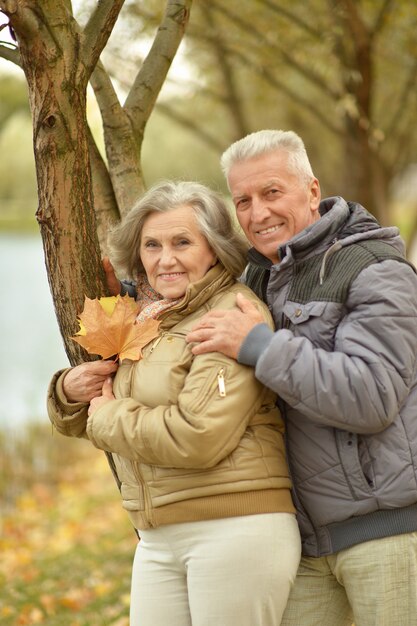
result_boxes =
[81,0,125,77]
[0,41,20,66]
[86,124,121,254]
[384,59,417,139]
[90,60,144,216]
[372,0,395,36]
[256,0,322,40]
[201,3,249,138]
[123,0,192,142]
[185,24,343,137]
[0,1,40,41]
[229,46,343,136]
[156,101,224,153]
[209,0,341,101]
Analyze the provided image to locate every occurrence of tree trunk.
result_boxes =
[1,0,124,365]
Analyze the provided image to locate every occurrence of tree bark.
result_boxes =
[1,0,125,365]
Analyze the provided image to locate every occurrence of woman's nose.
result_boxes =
[159,247,176,266]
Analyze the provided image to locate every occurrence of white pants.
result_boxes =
[130,513,301,626]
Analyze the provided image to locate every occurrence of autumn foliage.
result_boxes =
[72,295,160,362]
[0,427,135,625]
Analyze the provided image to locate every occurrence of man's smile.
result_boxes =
[256,224,284,236]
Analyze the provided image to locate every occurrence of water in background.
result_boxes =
[0,233,68,430]
[1,232,416,432]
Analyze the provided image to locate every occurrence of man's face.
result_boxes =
[228,151,321,263]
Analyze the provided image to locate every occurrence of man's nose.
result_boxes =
[251,197,271,222]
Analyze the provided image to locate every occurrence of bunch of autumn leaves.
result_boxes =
[72,295,160,362]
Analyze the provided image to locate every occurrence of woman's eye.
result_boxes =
[144,241,158,248]
[177,239,190,246]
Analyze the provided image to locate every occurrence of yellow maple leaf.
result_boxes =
[71,295,160,362]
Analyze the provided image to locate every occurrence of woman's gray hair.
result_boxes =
[220,129,315,185]
[108,180,249,280]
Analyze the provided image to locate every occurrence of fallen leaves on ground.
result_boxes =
[72,295,160,362]
[0,429,136,626]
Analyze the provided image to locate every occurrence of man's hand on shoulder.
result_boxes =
[186,293,264,359]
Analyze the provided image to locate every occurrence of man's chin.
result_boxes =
[253,241,282,263]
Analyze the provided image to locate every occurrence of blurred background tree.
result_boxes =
[146,0,417,241]
[0,0,416,319]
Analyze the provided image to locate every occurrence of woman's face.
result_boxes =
[139,205,217,299]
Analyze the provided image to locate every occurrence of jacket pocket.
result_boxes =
[335,430,374,498]
[187,365,229,414]
[283,301,327,325]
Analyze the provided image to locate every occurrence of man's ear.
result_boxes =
[309,178,321,212]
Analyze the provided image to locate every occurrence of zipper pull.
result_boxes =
[217,368,226,397]
[149,334,163,353]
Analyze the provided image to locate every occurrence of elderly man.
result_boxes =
[186,130,417,626]
[80,129,417,625]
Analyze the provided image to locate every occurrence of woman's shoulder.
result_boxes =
[209,282,273,324]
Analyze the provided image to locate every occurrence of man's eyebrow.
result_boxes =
[232,193,246,201]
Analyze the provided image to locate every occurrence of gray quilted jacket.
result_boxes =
[238,196,417,557]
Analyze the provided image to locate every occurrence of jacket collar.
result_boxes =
[158,263,234,327]
[247,196,403,268]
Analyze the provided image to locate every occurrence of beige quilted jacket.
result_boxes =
[47,264,294,530]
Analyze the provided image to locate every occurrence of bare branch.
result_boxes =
[86,125,121,254]
[372,0,395,36]
[0,41,20,66]
[201,3,249,138]
[256,0,322,40]
[209,0,341,101]
[229,46,343,137]
[0,1,39,41]
[185,21,343,137]
[90,60,144,216]
[156,101,224,153]
[81,0,125,77]
[384,59,417,139]
[338,0,371,46]
[123,0,192,142]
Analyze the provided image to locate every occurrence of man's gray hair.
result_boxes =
[108,180,249,280]
[220,129,315,185]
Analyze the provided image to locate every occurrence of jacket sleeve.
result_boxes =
[47,369,90,438]
[253,260,417,434]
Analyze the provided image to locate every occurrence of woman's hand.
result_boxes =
[63,360,118,403]
[88,377,116,416]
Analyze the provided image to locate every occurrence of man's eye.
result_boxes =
[236,198,249,210]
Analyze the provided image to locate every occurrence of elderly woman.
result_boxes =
[47,181,301,626]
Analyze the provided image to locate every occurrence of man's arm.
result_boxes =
[103,257,122,296]
[253,261,417,434]
[103,256,137,297]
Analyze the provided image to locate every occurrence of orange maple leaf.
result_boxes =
[71,295,160,362]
